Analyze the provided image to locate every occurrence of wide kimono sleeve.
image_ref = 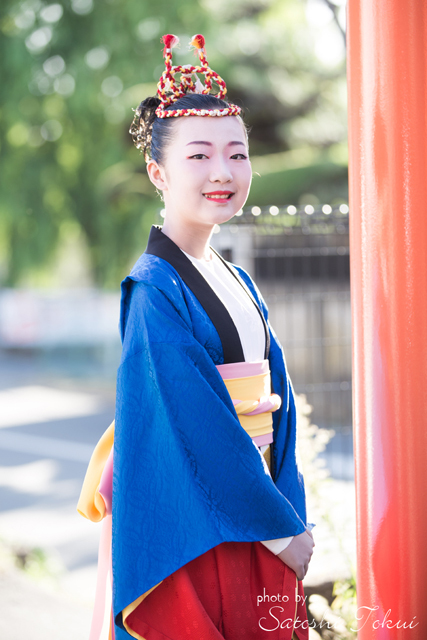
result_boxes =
[112,273,307,621]
[233,265,307,521]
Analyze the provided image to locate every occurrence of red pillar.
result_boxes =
[347,1,427,638]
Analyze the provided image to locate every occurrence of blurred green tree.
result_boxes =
[0,0,347,287]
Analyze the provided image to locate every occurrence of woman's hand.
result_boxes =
[277,529,315,580]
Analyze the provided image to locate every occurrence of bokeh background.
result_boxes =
[1,0,347,288]
[0,1,355,638]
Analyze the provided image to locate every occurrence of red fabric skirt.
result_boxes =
[125,541,309,640]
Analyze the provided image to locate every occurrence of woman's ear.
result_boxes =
[146,159,168,192]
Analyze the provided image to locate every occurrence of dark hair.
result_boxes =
[129,93,248,165]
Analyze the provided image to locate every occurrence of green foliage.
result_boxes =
[14,545,62,580]
[248,159,348,206]
[296,393,358,638]
[0,537,63,584]
[295,392,335,504]
[330,576,358,637]
[0,0,347,286]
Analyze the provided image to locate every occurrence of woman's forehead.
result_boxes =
[173,115,247,145]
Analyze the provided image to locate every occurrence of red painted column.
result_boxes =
[347,1,427,638]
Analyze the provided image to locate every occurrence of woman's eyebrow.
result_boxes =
[185,140,246,147]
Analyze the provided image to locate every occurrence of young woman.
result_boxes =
[79,34,315,640]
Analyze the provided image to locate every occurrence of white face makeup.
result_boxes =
[147,115,252,233]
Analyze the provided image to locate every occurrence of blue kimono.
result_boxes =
[112,225,307,636]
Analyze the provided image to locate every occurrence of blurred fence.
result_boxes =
[0,289,120,348]
[0,288,121,379]
[210,204,353,480]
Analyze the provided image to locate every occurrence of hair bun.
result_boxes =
[136,96,161,116]
[129,96,161,158]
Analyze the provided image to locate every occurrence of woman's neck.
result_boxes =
[161,217,214,261]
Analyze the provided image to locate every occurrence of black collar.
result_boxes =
[145,225,269,364]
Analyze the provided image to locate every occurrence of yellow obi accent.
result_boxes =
[220,371,281,440]
[77,420,114,522]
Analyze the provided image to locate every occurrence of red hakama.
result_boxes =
[125,540,309,640]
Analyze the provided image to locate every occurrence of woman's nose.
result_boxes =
[209,157,233,183]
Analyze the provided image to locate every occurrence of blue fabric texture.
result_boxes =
[112,249,307,633]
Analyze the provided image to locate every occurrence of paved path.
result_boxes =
[0,353,114,637]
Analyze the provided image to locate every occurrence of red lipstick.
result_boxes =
[203,190,234,202]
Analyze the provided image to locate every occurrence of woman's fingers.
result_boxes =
[277,529,315,580]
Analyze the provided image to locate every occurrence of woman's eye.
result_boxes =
[231,153,247,160]
[189,154,208,160]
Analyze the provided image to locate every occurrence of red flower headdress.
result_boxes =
[155,33,241,118]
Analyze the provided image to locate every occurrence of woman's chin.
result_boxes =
[202,201,245,225]
[209,211,241,227]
